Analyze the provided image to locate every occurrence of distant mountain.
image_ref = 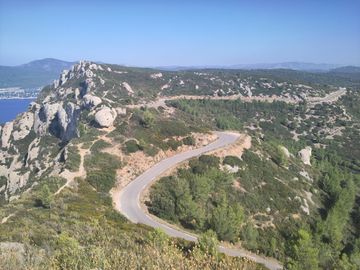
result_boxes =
[232,62,341,71]
[330,66,360,74]
[327,65,360,81]
[157,62,341,72]
[0,58,76,88]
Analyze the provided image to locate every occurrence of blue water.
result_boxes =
[0,99,35,124]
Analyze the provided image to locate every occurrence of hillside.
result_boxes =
[0,61,359,269]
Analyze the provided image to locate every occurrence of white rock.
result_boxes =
[12,112,34,141]
[83,94,102,108]
[224,164,239,173]
[53,79,59,89]
[85,69,94,78]
[116,107,127,116]
[150,73,163,79]
[298,146,312,165]
[1,122,13,148]
[44,103,61,121]
[57,103,80,141]
[122,82,134,95]
[95,107,117,127]
[279,145,290,158]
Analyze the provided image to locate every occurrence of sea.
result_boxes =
[0,99,35,124]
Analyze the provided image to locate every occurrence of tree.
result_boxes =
[241,223,258,250]
[210,198,244,242]
[39,184,53,208]
[287,229,319,270]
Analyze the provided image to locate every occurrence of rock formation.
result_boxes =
[298,146,312,166]
[95,106,117,127]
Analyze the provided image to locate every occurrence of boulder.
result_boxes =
[82,94,102,108]
[298,146,312,166]
[95,107,117,127]
[122,82,134,95]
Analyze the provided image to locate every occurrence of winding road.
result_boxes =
[119,131,282,270]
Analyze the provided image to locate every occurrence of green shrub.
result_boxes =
[124,140,142,153]
[65,146,81,172]
[182,136,196,146]
[90,140,111,153]
[223,156,242,167]
[86,170,116,193]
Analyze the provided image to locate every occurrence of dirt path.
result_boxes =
[55,144,89,195]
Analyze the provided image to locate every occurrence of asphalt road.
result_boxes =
[119,131,282,270]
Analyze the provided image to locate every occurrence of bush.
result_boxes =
[198,230,219,257]
[90,140,111,153]
[84,152,121,193]
[223,156,242,167]
[86,170,116,193]
[65,146,81,172]
[182,136,196,146]
[166,139,182,151]
[124,140,142,153]
[37,184,53,208]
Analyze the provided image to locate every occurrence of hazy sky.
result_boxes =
[0,0,359,66]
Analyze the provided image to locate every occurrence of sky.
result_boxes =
[0,0,359,66]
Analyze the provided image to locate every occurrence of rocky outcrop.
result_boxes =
[82,94,102,108]
[95,106,117,127]
[51,103,81,142]
[34,102,60,135]
[122,82,134,95]
[1,122,13,148]
[150,73,163,79]
[12,112,34,141]
[298,146,312,166]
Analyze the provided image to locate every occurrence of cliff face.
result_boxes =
[0,61,124,203]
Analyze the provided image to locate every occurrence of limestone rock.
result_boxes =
[34,103,60,135]
[122,82,134,95]
[83,94,102,108]
[54,103,81,141]
[116,107,127,116]
[279,145,290,158]
[12,112,34,141]
[298,146,312,165]
[150,73,163,79]
[1,122,13,148]
[95,107,117,127]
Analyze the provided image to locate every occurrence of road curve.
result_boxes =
[118,132,282,270]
